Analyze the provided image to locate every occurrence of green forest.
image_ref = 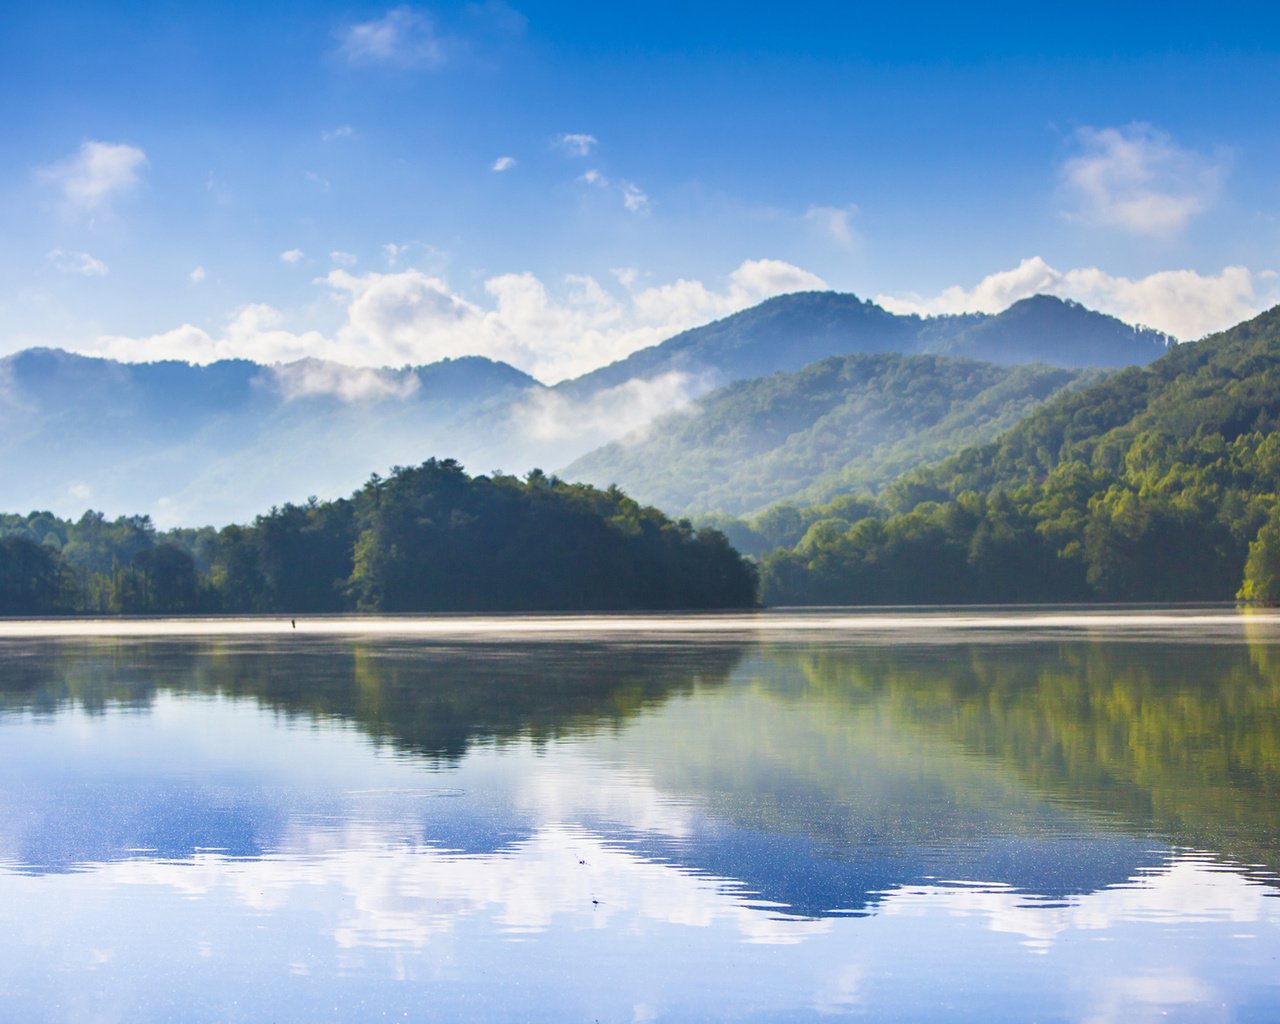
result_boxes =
[753,306,1280,604]
[0,459,757,614]
[7,304,1280,613]
[566,352,1100,517]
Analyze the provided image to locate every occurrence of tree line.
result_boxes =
[0,460,758,615]
[714,306,1280,605]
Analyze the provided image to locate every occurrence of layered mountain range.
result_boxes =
[1,292,1170,525]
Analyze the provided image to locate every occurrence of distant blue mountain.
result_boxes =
[558,292,1170,401]
[0,292,1169,525]
[0,348,539,525]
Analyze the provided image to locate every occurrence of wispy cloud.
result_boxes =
[1059,124,1224,237]
[876,256,1276,341]
[269,359,421,403]
[47,248,109,277]
[621,182,650,214]
[338,6,445,68]
[491,155,517,172]
[330,251,358,267]
[189,266,207,283]
[512,371,709,443]
[805,204,859,248]
[280,249,304,264]
[557,133,597,157]
[321,124,354,142]
[38,141,148,212]
[578,168,650,213]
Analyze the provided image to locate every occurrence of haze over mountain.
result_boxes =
[0,349,537,526]
[564,354,1103,517]
[2,291,1169,526]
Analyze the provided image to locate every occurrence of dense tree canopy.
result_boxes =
[755,306,1280,605]
[0,460,757,614]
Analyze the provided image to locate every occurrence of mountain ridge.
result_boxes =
[557,291,1169,401]
[0,291,1170,525]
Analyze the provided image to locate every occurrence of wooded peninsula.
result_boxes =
[0,460,758,614]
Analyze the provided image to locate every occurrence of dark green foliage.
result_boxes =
[759,305,1280,605]
[253,499,356,612]
[0,536,65,614]
[347,461,757,611]
[566,353,1101,517]
[0,461,757,614]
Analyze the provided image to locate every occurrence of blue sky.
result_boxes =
[3,1,1279,381]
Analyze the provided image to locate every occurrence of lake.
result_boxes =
[1,609,1278,1022]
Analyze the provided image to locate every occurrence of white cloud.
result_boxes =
[280,249,305,265]
[876,256,1276,340]
[329,251,358,267]
[47,248,109,277]
[305,171,331,192]
[580,168,607,186]
[77,258,828,383]
[189,266,206,283]
[94,305,329,366]
[39,141,148,211]
[338,6,444,68]
[557,133,597,157]
[512,371,708,443]
[269,359,421,403]
[621,182,650,214]
[629,259,828,331]
[491,155,517,172]
[321,124,354,142]
[805,204,859,248]
[1060,124,1223,237]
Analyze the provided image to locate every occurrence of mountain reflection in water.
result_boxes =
[0,614,1278,1022]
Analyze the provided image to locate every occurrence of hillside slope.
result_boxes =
[759,305,1280,604]
[564,353,1099,517]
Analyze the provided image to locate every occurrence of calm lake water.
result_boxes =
[1,609,1278,1022]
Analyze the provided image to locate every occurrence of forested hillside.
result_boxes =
[2,292,1166,527]
[0,460,757,614]
[565,353,1100,516]
[759,305,1280,604]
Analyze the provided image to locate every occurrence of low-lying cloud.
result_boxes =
[877,256,1276,340]
[267,359,421,403]
[511,371,710,445]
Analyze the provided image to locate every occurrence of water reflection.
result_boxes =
[0,617,1278,1020]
